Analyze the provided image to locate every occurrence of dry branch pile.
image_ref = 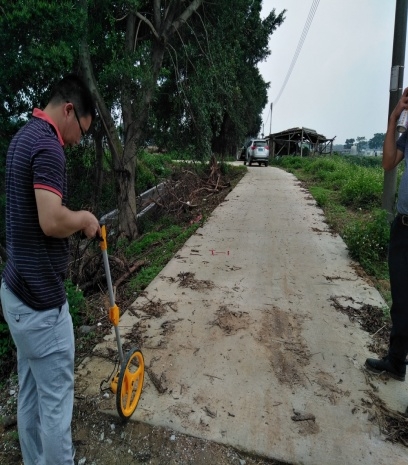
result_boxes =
[151,155,230,219]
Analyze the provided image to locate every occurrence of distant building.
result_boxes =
[265,127,335,157]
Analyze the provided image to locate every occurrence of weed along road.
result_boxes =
[77,166,407,465]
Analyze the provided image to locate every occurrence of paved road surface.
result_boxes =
[78,166,408,465]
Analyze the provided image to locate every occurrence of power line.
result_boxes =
[273,0,320,106]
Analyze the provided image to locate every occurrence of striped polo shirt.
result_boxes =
[397,130,408,215]
[2,109,69,310]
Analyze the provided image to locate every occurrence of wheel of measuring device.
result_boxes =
[116,347,145,421]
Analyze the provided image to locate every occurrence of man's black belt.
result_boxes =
[397,213,408,226]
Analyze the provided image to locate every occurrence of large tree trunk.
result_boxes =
[80,40,138,238]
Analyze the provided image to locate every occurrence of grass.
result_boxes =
[122,222,201,292]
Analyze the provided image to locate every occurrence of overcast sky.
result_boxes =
[258,0,407,145]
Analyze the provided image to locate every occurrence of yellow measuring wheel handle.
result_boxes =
[109,304,120,326]
[100,224,108,251]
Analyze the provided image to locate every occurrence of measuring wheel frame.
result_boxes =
[115,347,145,421]
[98,222,145,421]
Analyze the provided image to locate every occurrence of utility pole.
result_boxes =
[382,0,408,219]
[269,102,273,135]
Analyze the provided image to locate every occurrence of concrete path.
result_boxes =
[77,166,408,465]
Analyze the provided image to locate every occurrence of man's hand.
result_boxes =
[391,87,408,123]
[81,212,101,239]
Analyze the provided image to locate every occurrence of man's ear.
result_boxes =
[64,102,74,117]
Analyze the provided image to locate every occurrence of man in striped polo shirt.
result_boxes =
[0,74,100,465]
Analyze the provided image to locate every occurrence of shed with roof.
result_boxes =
[266,127,335,157]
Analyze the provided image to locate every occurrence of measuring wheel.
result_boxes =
[112,348,145,421]
[98,221,145,421]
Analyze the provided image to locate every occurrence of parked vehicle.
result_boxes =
[236,145,246,161]
[244,139,269,166]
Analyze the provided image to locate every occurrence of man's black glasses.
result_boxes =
[72,105,86,138]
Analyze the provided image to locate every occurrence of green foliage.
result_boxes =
[340,166,383,209]
[0,321,13,358]
[275,155,385,209]
[150,0,286,156]
[0,1,80,116]
[273,155,310,171]
[356,136,367,153]
[123,222,200,293]
[65,280,86,328]
[343,209,390,275]
[368,133,385,150]
[309,186,330,207]
[136,152,173,194]
[342,155,383,168]
[131,265,163,291]
[344,138,355,149]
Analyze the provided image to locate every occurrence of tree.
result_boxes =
[78,0,206,239]
[150,1,285,156]
[344,138,355,149]
[356,136,367,153]
[368,133,385,150]
[0,1,83,246]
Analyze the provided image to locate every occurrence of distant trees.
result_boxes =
[344,138,355,149]
[356,136,367,153]
[343,134,385,152]
[150,1,285,156]
[368,133,385,150]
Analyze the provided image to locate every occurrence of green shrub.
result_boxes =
[303,157,351,187]
[273,156,309,170]
[0,321,13,358]
[136,152,173,194]
[131,265,163,291]
[342,209,390,274]
[65,280,86,327]
[340,167,383,209]
[309,186,330,207]
[342,155,383,168]
[304,157,339,176]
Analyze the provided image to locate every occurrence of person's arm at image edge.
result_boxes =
[383,87,408,171]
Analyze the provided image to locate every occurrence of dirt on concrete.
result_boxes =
[0,162,281,465]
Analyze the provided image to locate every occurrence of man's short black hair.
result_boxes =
[49,74,96,120]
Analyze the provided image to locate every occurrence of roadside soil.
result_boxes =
[0,160,407,464]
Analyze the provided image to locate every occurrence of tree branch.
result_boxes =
[135,11,160,40]
[163,0,204,41]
